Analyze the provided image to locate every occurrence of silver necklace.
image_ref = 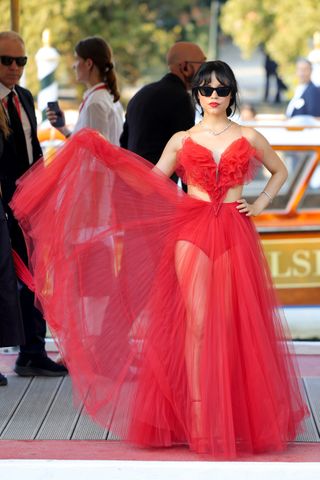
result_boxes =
[199,120,232,136]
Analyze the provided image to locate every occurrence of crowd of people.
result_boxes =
[0,28,315,458]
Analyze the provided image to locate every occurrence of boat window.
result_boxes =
[243,149,318,210]
[298,164,320,209]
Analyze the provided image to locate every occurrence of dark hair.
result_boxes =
[192,60,239,117]
[75,36,120,102]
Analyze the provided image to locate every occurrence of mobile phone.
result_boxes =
[47,101,65,127]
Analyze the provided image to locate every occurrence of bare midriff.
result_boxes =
[187,184,243,203]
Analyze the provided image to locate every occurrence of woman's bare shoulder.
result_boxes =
[166,130,190,150]
[240,125,269,149]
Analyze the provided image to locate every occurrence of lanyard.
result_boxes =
[79,85,107,113]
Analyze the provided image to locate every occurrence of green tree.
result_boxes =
[1,0,211,97]
[220,0,320,78]
[64,0,210,82]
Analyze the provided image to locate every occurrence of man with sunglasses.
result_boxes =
[120,41,206,180]
[0,31,67,379]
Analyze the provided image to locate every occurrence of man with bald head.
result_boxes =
[115,43,205,318]
[0,31,67,378]
[120,42,206,176]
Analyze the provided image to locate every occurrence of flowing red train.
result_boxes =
[10,129,308,458]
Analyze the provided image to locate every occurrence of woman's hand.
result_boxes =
[46,108,71,138]
[236,198,262,217]
[46,107,65,128]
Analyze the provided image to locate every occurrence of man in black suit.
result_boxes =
[0,31,67,377]
[120,41,206,181]
[114,42,205,320]
[286,58,320,119]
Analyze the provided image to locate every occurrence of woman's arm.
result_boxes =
[153,131,185,177]
[238,128,288,216]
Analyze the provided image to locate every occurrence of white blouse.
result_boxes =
[73,83,124,145]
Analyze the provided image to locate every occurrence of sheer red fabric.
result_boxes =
[10,128,308,458]
[12,249,35,291]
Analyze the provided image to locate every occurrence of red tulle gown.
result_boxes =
[11,128,308,458]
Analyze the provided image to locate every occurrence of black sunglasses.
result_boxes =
[0,56,28,67]
[196,85,231,97]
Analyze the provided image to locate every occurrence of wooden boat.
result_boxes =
[247,125,320,306]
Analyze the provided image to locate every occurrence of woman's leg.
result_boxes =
[175,240,212,443]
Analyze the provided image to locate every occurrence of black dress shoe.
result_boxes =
[14,353,68,377]
[0,372,8,386]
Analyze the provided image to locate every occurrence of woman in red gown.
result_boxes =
[11,61,307,458]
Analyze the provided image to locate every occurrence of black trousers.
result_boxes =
[0,199,25,347]
[7,207,46,354]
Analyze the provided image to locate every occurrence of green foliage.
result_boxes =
[220,0,320,80]
[1,0,71,95]
[4,0,320,97]
[1,0,210,98]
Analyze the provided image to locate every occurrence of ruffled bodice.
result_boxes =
[176,136,262,213]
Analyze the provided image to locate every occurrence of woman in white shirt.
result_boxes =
[47,36,124,145]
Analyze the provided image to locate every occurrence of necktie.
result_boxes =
[6,91,30,176]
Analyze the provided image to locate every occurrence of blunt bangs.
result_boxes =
[192,60,239,117]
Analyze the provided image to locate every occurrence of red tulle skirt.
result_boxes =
[11,129,308,458]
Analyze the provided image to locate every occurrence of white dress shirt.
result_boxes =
[286,84,308,117]
[73,83,124,145]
